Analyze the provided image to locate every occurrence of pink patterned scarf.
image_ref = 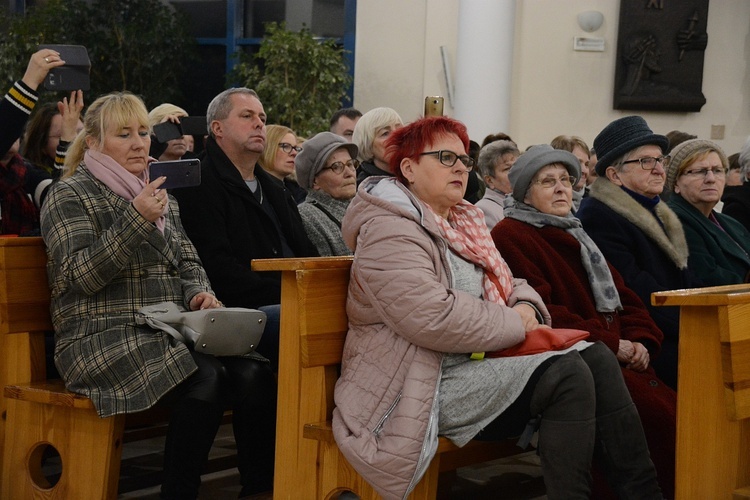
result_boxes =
[428,200,514,305]
[84,150,166,233]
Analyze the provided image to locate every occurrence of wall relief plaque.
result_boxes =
[614,0,709,112]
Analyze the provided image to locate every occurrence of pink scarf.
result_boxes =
[84,150,166,233]
[428,200,514,305]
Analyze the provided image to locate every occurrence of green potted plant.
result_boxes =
[232,22,353,139]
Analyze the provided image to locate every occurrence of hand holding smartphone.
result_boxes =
[149,159,201,189]
[37,44,91,91]
[424,96,444,117]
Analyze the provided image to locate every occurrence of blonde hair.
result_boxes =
[259,124,295,171]
[352,107,403,162]
[64,92,150,177]
[148,103,188,128]
[550,135,590,156]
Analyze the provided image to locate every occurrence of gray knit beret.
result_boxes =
[508,144,581,201]
[665,138,729,193]
[593,116,668,176]
[294,132,358,189]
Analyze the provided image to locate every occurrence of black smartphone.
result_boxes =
[424,96,444,117]
[149,158,201,189]
[179,116,207,136]
[153,121,182,143]
[153,116,207,143]
[38,44,91,91]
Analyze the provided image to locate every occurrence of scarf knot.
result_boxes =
[428,200,514,305]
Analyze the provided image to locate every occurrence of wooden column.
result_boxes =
[653,284,750,499]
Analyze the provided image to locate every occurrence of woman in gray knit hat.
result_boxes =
[665,138,750,285]
[294,131,358,256]
[494,144,677,499]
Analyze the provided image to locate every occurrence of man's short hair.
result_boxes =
[329,107,362,130]
[206,87,260,137]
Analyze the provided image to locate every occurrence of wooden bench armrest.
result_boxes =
[4,379,95,410]
[251,256,353,272]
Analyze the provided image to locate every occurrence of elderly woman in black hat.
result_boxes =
[665,138,750,286]
[576,116,699,390]
[295,131,358,256]
[493,144,676,499]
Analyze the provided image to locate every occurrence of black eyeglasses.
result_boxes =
[419,150,475,171]
[278,142,302,154]
[323,159,360,175]
[620,155,671,170]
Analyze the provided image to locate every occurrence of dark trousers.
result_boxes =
[158,350,277,499]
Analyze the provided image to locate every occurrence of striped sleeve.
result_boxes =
[4,80,38,115]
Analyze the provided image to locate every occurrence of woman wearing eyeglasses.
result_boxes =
[576,116,699,389]
[293,132,358,256]
[493,144,676,499]
[333,117,662,500]
[258,124,307,203]
[664,139,750,286]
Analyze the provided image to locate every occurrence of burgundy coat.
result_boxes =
[492,217,676,499]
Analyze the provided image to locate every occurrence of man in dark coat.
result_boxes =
[577,116,699,389]
[173,88,318,366]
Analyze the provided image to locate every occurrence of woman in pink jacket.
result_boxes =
[333,116,662,500]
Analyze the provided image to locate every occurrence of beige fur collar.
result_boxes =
[588,179,689,269]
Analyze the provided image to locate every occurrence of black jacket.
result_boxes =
[172,137,318,308]
[722,182,750,233]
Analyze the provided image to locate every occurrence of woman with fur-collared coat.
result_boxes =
[41,92,276,499]
[577,116,699,389]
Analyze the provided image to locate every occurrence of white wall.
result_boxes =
[353,0,457,124]
[354,0,750,154]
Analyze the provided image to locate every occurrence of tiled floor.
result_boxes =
[111,424,547,499]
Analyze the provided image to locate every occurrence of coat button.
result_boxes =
[169,268,178,276]
[140,270,149,278]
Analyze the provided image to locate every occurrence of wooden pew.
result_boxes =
[0,237,223,499]
[0,237,52,494]
[652,284,750,500]
[252,257,523,499]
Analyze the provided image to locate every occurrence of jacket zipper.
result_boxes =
[372,391,402,437]
[403,373,442,499]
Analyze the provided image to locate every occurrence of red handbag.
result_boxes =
[485,328,590,358]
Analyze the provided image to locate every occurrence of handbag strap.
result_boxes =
[309,200,341,229]
[136,311,189,344]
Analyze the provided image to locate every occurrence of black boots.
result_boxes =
[595,403,662,500]
[531,345,663,499]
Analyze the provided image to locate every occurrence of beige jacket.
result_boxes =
[332,178,549,499]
